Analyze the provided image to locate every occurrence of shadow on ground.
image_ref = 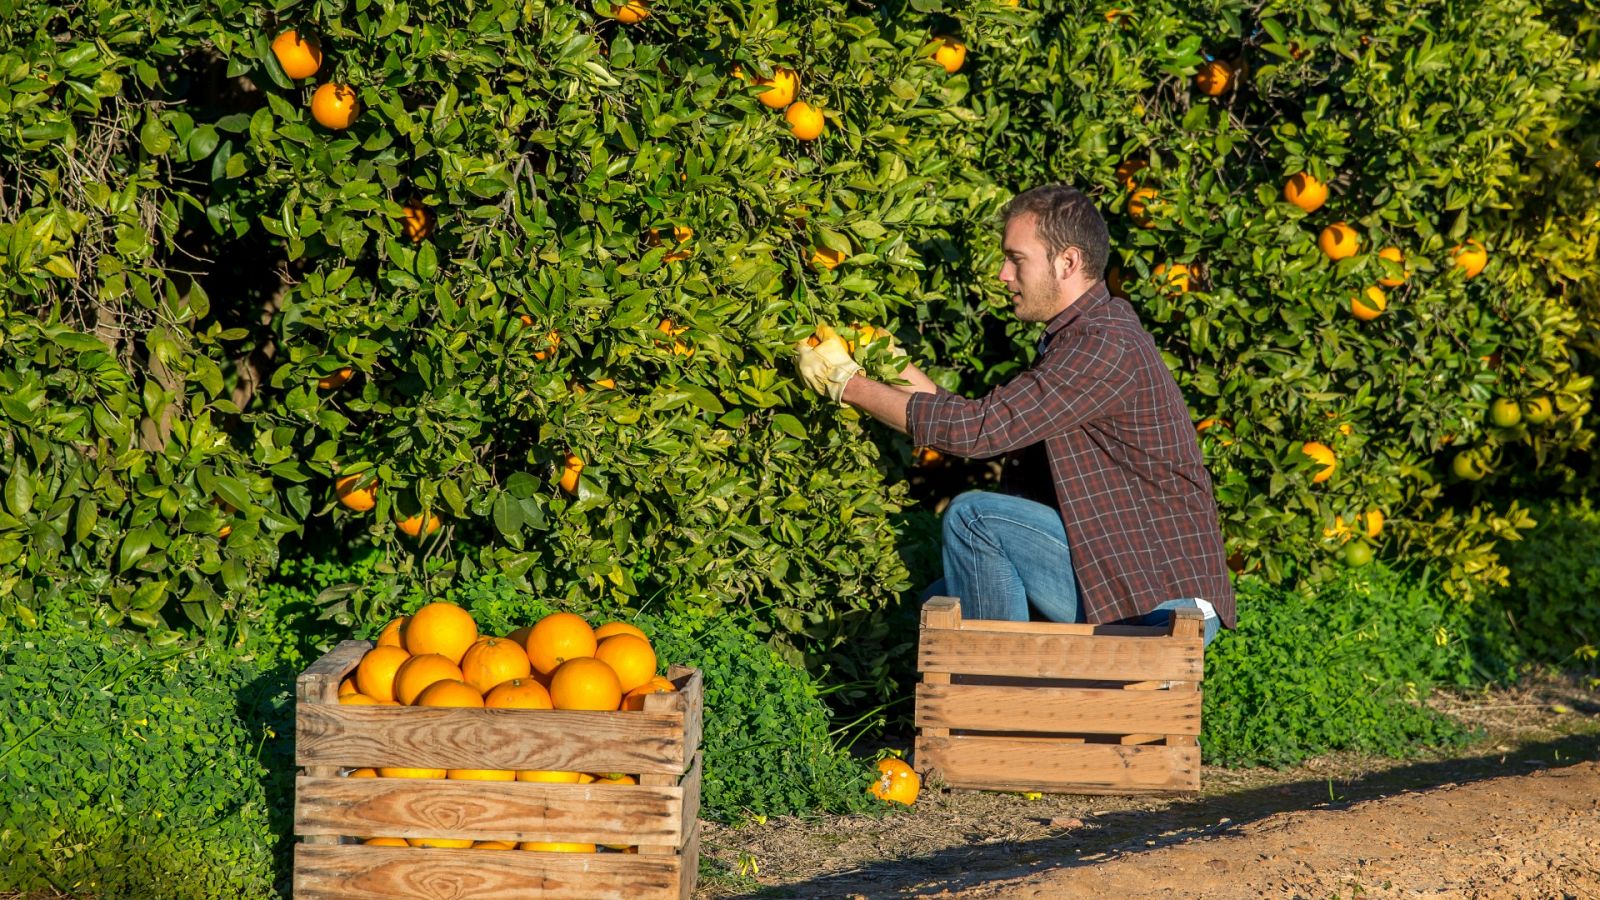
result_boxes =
[722,730,1600,898]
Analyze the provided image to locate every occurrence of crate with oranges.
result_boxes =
[292,602,702,900]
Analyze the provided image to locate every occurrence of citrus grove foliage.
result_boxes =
[1,0,1598,664]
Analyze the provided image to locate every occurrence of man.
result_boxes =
[794,184,1233,643]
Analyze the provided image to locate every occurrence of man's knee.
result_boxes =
[941,491,990,542]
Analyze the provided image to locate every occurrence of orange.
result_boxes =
[549,657,623,711]
[1195,418,1234,447]
[364,837,408,846]
[486,678,554,709]
[1282,172,1327,213]
[1114,158,1147,189]
[1300,441,1337,484]
[609,0,649,23]
[448,769,516,781]
[516,769,583,783]
[355,645,411,703]
[593,634,657,693]
[474,840,517,850]
[785,102,825,141]
[594,621,649,643]
[336,474,376,511]
[400,201,433,241]
[1153,263,1191,293]
[1318,222,1359,261]
[870,758,921,805]
[593,773,637,785]
[409,837,473,849]
[1127,187,1159,228]
[377,615,409,648]
[1360,509,1385,539]
[622,676,677,711]
[519,841,596,852]
[404,602,479,663]
[318,366,353,390]
[1376,246,1407,286]
[415,679,485,708]
[338,676,360,696]
[461,637,533,694]
[916,447,944,467]
[1350,286,1387,321]
[393,653,465,705]
[379,766,447,778]
[1195,59,1234,95]
[310,82,360,130]
[754,67,798,108]
[528,328,560,360]
[340,692,384,706]
[349,768,378,778]
[505,625,534,649]
[575,773,598,784]
[1452,239,1487,278]
[559,453,584,494]
[217,522,232,539]
[526,612,597,675]
[395,509,444,538]
[656,318,692,354]
[809,246,846,269]
[931,36,967,74]
[270,29,323,80]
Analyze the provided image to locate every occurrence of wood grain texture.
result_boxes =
[914,683,1201,736]
[1165,609,1203,747]
[918,599,960,741]
[919,628,1202,682]
[299,640,370,844]
[677,820,701,900]
[293,844,683,899]
[916,735,1199,792]
[295,777,684,845]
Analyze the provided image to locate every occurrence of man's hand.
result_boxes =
[794,325,863,404]
[848,323,909,362]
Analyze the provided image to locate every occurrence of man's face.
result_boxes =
[999,214,1064,323]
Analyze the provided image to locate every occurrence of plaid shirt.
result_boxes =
[906,282,1236,628]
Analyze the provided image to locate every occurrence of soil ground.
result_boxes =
[697,672,1600,899]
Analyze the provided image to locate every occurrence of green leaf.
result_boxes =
[5,467,34,518]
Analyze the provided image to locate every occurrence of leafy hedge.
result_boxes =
[1495,497,1600,667]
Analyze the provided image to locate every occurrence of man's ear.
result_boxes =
[1054,246,1081,281]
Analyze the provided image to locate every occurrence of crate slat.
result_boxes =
[293,844,683,899]
[915,734,1199,792]
[295,777,684,845]
[296,706,688,773]
[919,627,1202,682]
[914,682,1202,736]
[677,819,701,900]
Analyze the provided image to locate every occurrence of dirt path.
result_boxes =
[698,674,1600,898]
[962,761,1600,899]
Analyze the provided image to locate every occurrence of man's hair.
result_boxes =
[1000,185,1110,282]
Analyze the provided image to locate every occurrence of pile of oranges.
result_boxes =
[338,601,676,851]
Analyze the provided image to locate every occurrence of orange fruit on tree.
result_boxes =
[1350,286,1387,321]
[409,837,474,849]
[870,758,921,805]
[318,366,353,390]
[607,0,649,23]
[270,29,323,80]
[1300,441,1337,483]
[484,677,553,709]
[461,637,533,694]
[1194,59,1234,95]
[519,841,596,852]
[336,474,376,511]
[448,768,515,781]
[379,766,446,778]
[526,327,560,360]
[355,644,411,703]
[405,601,479,664]
[400,201,433,242]
[377,615,409,648]
[1153,263,1191,293]
[1360,509,1384,539]
[415,679,485,708]
[1318,222,1360,260]
[1282,172,1328,213]
[593,634,657,693]
[808,246,846,270]
[393,653,465,705]
[395,509,444,538]
[754,67,798,108]
[916,446,944,467]
[1114,158,1147,188]
[1376,246,1408,286]
[594,621,649,642]
[1452,239,1487,278]
[931,36,967,74]
[785,102,825,140]
[310,82,360,130]
[559,453,584,494]
[526,612,597,675]
[549,657,623,711]
[517,769,583,783]
[1127,187,1160,228]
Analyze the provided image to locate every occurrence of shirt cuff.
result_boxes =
[905,390,947,448]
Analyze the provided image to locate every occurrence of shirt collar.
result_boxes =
[1042,280,1112,342]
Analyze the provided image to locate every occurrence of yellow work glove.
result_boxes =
[793,325,863,404]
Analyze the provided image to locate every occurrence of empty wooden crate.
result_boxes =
[293,640,703,899]
[913,596,1204,794]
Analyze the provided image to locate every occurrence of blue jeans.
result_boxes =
[928,491,1221,647]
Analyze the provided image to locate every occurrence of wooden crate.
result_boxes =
[293,640,703,899]
[913,596,1204,794]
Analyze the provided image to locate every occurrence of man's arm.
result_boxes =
[884,360,940,395]
[840,374,931,433]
